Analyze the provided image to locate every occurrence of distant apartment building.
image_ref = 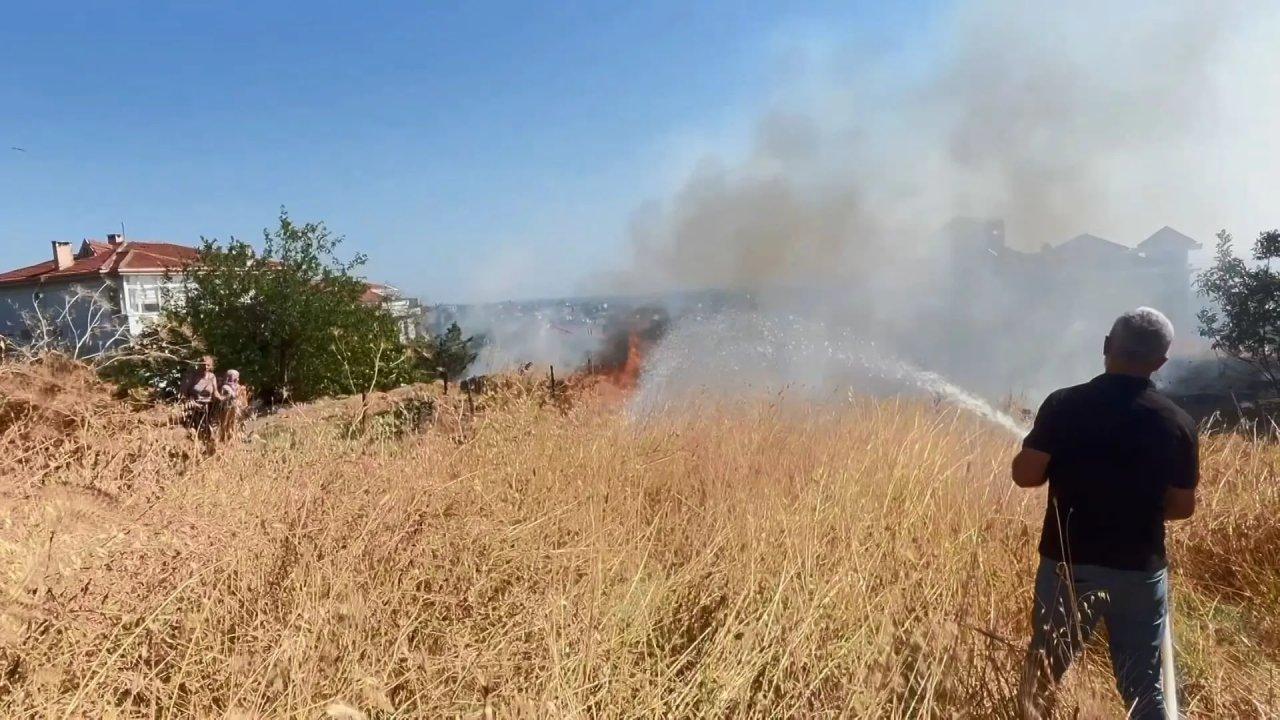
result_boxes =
[0,233,422,354]
[359,283,422,342]
[928,218,1204,397]
[944,219,1202,333]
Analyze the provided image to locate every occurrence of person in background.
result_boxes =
[220,369,241,401]
[1012,307,1198,720]
[216,369,248,443]
[180,355,219,434]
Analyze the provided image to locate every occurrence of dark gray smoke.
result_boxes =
[611,0,1280,404]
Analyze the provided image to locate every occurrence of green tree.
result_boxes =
[1197,228,1280,394]
[413,321,481,382]
[99,318,204,400]
[158,210,413,402]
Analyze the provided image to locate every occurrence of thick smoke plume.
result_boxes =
[615,0,1280,406]
[629,1,1278,288]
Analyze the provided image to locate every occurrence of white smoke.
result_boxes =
[439,303,607,377]
[630,310,1028,435]
[444,1,1280,425]
[628,1,1280,287]
[608,0,1280,405]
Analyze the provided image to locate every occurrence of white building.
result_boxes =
[0,234,196,357]
[0,233,423,356]
[360,283,422,343]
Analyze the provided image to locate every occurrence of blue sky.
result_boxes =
[0,1,938,303]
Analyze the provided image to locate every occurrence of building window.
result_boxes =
[128,286,163,314]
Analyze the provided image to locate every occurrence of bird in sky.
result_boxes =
[9,147,26,152]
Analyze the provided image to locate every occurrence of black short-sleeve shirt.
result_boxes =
[1023,373,1199,571]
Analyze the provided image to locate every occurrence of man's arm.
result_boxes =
[1012,448,1051,487]
[1164,487,1195,520]
[1013,392,1060,488]
[1163,412,1199,521]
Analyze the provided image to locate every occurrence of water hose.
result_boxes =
[1162,601,1179,719]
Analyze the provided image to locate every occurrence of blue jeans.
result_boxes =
[1023,557,1172,719]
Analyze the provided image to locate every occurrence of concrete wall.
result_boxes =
[0,279,127,358]
[0,285,41,339]
[0,274,187,357]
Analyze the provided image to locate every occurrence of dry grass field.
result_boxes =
[1,358,1278,718]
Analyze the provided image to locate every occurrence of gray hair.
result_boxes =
[1108,307,1174,363]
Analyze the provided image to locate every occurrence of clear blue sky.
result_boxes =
[0,1,937,303]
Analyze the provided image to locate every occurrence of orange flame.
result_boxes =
[610,330,647,389]
[588,307,667,392]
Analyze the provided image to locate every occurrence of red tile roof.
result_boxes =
[0,240,200,287]
[359,283,397,304]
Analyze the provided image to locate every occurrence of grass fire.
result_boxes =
[4,2,1280,717]
[0,349,1277,717]
[588,307,670,390]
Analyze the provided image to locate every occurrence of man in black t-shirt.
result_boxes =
[1012,307,1198,720]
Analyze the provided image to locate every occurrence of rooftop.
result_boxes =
[1139,226,1202,251]
[0,237,199,287]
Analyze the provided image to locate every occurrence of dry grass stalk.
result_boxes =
[0,358,1276,717]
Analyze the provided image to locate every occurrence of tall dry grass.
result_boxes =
[0,368,1278,718]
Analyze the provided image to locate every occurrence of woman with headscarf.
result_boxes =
[220,369,241,401]
[216,369,248,443]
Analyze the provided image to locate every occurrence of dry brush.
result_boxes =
[0,364,1276,717]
